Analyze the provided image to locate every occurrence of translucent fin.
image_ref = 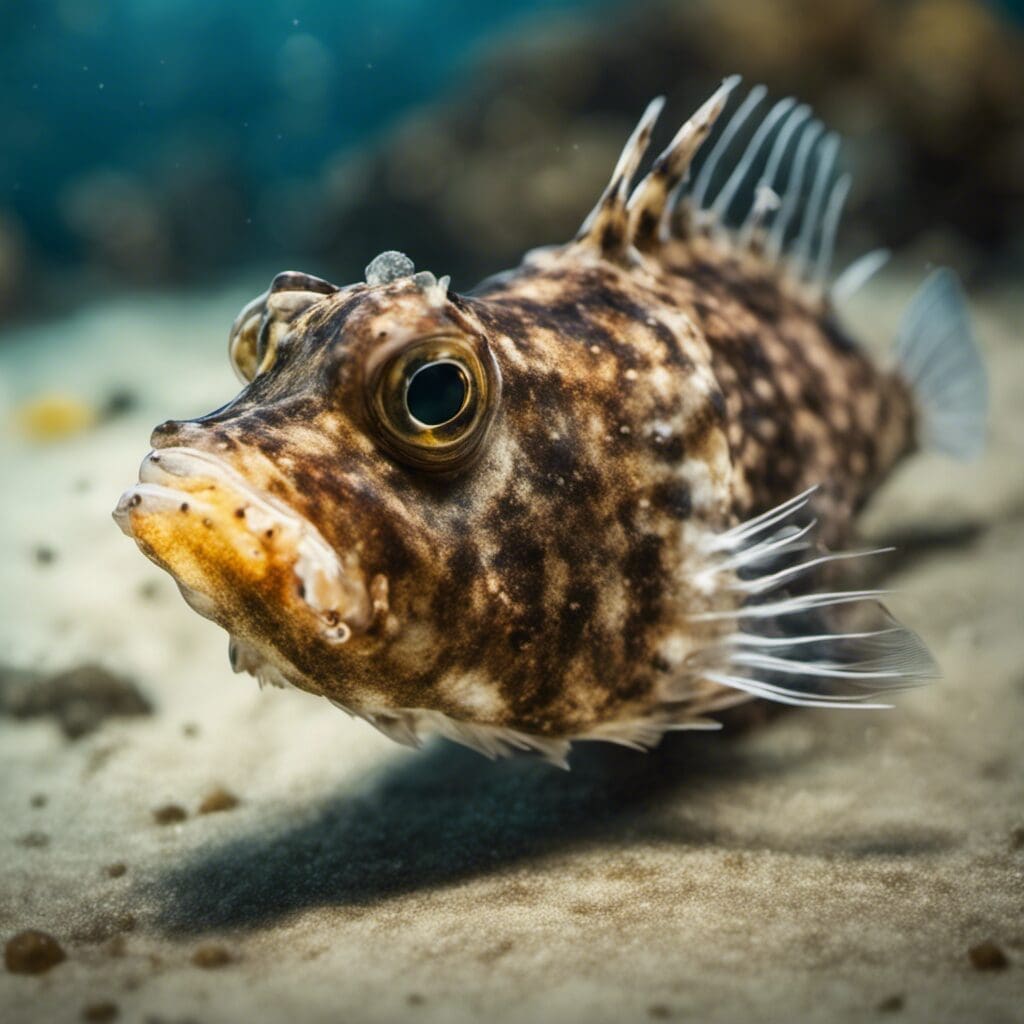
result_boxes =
[810,172,851,286]
[691,85,768,208]
[832,248,891,303]
[789,133,840,277]
[737,103,811,247]
[575,715,721,751]
[692,487,938,710]
[764,120,824,261]
[671,79,839,266]
[364,707,573,769]
[708,96,797,225]
[895,269,988,459]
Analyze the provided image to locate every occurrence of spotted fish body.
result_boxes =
[114,80,987,765]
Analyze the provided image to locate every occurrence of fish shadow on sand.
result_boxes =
[149,720,954,934]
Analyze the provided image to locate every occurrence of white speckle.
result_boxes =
[590,344,601,355]
[322,622,352,645]
[619,424,631,435]
[624,368,638,381]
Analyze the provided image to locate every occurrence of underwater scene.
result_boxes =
[1,1,1022,1022]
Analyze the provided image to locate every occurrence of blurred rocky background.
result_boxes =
[1,0,1022,324]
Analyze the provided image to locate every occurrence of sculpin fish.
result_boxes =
[114,78,987,766]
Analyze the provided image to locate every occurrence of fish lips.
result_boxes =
[113,446,372,644]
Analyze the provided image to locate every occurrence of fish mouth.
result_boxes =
[113,447,372,643]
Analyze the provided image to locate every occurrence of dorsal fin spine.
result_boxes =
[811,172,852,286]
[765,120,824,261]
[789,132,840,276]
[625,75,741,247]
[574,78,868,302]
[737,103,811,247]
[691,84,767,209]
[574,96,665,254]
[709,96,796,226]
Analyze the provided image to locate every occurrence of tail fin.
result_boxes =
[894,269,988,460]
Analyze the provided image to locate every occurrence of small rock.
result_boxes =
[648,1006,673,1020]
[33,545,57,566]
[105,862,127,879]
[100,389,137,421]
[191,943,233,968]
[968,939,1009,970]
[81,1001,119,1022]
[4,929,66,974]
[29,793,47,808]
[198,787,239,815]
[153,804,187,826]
[1011,826,1024,850]
[0,662,152,740]
[877,993,905,1012]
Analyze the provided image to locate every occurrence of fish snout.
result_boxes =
[114,447,375,646]
[150,417,207,451]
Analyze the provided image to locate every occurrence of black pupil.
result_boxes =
[406,361,467,426]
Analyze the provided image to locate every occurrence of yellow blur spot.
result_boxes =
[14,393,98,441]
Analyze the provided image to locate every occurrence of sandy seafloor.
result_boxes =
[0,273,1021,1024]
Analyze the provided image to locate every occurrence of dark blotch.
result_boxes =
[651,480,692,520]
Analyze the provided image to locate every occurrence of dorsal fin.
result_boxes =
[574,96,665,256]
[626,75,740,247]
[575,77,877,302]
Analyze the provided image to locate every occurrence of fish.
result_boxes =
[113,77,987,767]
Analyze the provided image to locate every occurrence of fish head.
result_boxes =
[114,260,511,716]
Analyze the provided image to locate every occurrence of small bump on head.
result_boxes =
[365,251,416,286]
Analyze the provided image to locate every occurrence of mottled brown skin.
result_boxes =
[134,230,915,740]
[660,234,915,541]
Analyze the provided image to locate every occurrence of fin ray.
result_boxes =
[692,488,938,709]
[895,269,987,459]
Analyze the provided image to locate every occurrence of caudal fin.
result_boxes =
[895,269,988,459]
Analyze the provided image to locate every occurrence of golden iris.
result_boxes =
[366,334,498,471]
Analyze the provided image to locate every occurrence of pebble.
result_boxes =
[153,804,187,825]
[4,929,66,974]
[967,940,1009,970]
[191,943,233,968]
[81,1001,119,1022]
[198,787,239,815]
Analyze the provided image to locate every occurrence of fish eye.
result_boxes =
[405,361,469,427]
[365,333,499,472]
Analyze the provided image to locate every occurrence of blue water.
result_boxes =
[1,0,606,266]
